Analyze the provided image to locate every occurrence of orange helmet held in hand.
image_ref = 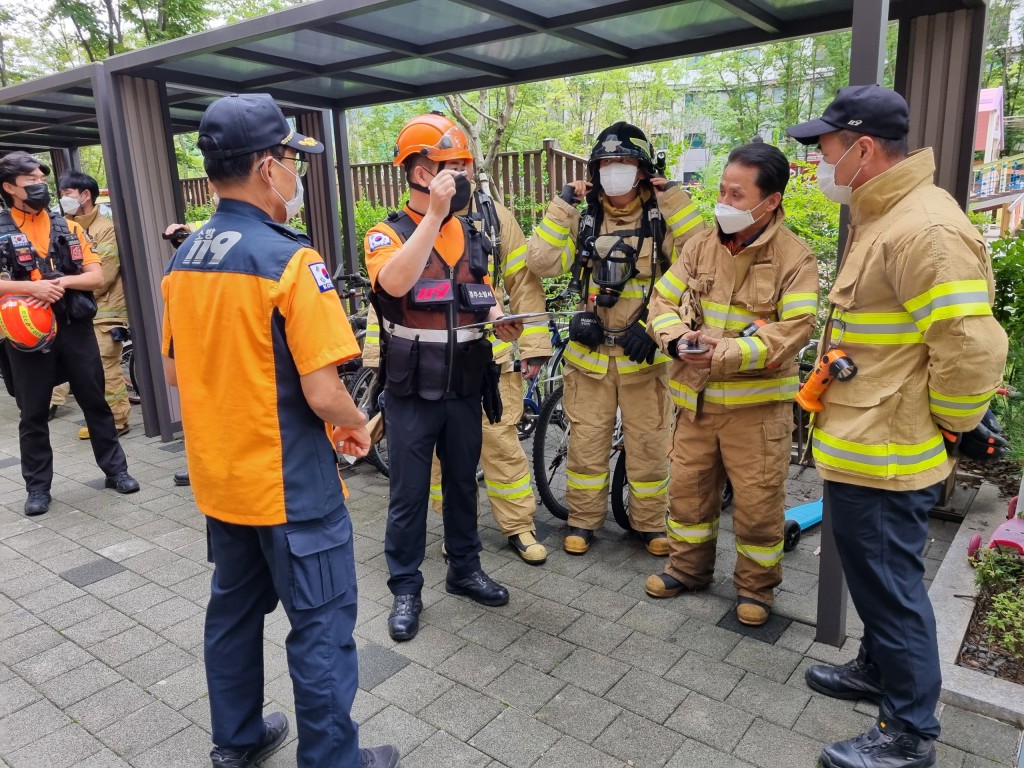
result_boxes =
[393,112,473,167]
[0,295,57,352]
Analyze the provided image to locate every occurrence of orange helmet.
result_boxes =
[0,295,57,352]
[393,112,472,167]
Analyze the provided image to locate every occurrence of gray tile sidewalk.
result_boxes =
[1,395,1021,767]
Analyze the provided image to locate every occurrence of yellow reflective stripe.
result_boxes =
[521,324,547,339]
[564,340,608,374]
[704,376,799,405]
[559,238,576,274]
[778,292,817,320]
[429,483,442,501]
[669,379,699,411]
[812,430,948,477]
[904,280,993,331]
[928,387,995,419]
[105,383,128,403]
[666,204,702,237]
[736,336,767,371]
[667,517,719,544]
[618,278,647,300]
[365,322,380,345]
[629,476,668,498]
[736,540,784,567]
[503,244,528,278]
[490,337,514,358]
[652,312,683,333]
[701,300,761,331]
[535,218,569,248]
[616,352,671,375]
[485,475,533,500]
[831,309,924,345]
[567,469,609,490]
[654,270,687,304]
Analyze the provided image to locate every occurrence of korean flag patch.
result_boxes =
[368,232,392,252]
[308,262,334,293]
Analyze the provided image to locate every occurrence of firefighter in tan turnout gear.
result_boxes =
[644,142,818,627]
[362,121,553,565]
[526,122,704,556]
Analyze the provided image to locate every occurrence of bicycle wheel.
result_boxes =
[610,449,633,530]
[348,366,376,407]
[120,339,139,400]
[367,431,389,478]
[517,397,540,441]
[532,385,569,520]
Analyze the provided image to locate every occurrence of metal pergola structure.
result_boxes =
[0,0,990,645]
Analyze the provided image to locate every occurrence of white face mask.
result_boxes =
[714,198,769,235]
[817,142,862,205]
[270,159,303,221]
[59,195,81,215]
[600,163,639,197]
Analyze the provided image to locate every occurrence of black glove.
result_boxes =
[482,362,503,424]
[559,184,579,204]
[568,311,604,351]
[621,318,657,365]
[960,408,1008,461]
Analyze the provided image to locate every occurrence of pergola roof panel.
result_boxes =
[579,1,749,47]
[240,29,390,67]
[457,34,590,70]
[168,52,295,82]
[337,0,510,46]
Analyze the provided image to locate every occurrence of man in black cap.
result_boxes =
[162,93,399,768]
[787,85,1008,768]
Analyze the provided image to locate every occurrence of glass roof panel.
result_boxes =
[283,77,375,100]
[458,33,589,70]
[352,58,478,87]
[760,0,849,21]
[167,53,292,82]
[579,0,749,47]
[337,0,509,47]
[240,30,389,67]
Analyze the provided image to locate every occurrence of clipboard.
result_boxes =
[453,311,573,332]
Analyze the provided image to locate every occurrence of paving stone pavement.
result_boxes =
[1,395,1021,767]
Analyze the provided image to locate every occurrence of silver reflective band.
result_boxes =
[384,322,484,344]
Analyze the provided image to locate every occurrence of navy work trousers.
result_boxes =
[7,318,126,491]
[825,479,942,739]
[204,506,360,767]
[384,392,484,595]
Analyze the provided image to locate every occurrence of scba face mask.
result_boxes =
[600,163,640,197]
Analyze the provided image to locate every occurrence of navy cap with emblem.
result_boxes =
[198,93,325,159]
[787,84,909,146]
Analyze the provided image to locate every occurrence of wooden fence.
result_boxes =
[178,141,588,227]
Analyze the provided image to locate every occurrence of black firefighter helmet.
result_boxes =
[587,121,656,182]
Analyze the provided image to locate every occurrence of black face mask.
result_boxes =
[21,183,51,211]
[449,174,471,217]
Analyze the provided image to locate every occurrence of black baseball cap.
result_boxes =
[198,93,324,159]
[787,85,909,146]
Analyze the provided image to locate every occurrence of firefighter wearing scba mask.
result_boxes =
[643,142,818,628]
[526,122,704,556]
[362,172,553,566]
[365,113,523,643]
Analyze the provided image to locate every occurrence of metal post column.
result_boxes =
[334,108,360,277]
[815,0,891,648]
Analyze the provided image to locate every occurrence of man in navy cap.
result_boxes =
[787,85,1007,768]
[162,93,400,768]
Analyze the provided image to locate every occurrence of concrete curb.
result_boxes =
[930,481,1024,728]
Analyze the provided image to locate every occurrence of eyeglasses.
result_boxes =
[278,155,308,177]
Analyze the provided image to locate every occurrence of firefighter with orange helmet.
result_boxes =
[365,113,523,642]
[0,151,140,517]
[361,130,552,567]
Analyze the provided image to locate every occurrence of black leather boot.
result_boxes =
[445,568,509,606]
[210,711,289,767]
[805,647,885,704]
[819,719,936,768]
[388,593,422,641]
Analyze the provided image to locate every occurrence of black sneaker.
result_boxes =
[210,711,289,767]
[24,490,51,516]
[805,648,885,704]
[819,719,936,768]
[104,471,140,494]
[359,744,401,767]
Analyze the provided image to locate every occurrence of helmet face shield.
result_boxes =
[425,126,473,163]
